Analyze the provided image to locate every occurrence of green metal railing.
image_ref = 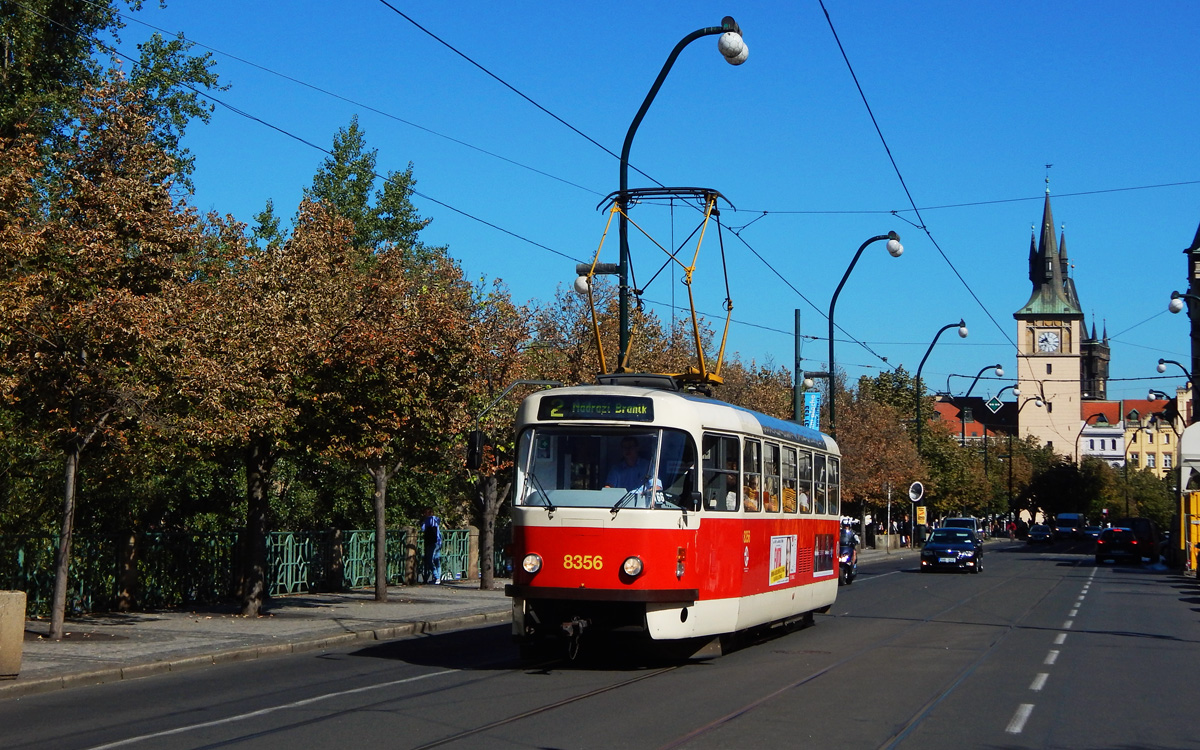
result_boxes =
[0,526,482,617]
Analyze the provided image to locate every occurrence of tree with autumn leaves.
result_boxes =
[0,77,202,638]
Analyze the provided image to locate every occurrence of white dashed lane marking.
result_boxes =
[1030,673,1048,691]
[1007,704,1034,734]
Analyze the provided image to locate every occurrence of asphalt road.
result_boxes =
[4,540,1198,750]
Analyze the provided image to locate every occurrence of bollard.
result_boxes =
[0,591,26,680]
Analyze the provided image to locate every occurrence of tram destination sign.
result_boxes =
[537,395,655,422]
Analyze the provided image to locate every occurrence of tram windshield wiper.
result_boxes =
[527,473,555,515]
[610,490,639,516]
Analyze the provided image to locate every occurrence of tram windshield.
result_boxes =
[515,427,698,510]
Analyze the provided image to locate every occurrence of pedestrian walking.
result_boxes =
[420,507,442,584]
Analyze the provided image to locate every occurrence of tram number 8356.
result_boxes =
[563,554,603,570]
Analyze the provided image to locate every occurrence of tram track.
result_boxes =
[408,664,682,750]
[403,558,1041,750]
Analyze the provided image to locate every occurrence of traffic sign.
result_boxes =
[986,397,1002,413]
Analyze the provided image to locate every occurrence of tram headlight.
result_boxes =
[622,556,644,577]
[521,554,543,574]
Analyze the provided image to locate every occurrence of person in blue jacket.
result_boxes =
[420,507,442,584]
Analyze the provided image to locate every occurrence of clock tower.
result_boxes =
[1014,186,1084,457]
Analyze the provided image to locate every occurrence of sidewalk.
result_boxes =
[0,545,930,701]
[1,581,512,700]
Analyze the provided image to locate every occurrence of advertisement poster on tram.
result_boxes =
[769,534,797,585]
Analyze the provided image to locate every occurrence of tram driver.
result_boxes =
[605,436,662,499]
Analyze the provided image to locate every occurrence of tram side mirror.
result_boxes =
[688,491,702,511]
[466,430,487,471]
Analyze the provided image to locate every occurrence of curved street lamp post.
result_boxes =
[947,364,1004,446]
[617,17,747,368]
[914,320,969,455]
[827,231,903,436]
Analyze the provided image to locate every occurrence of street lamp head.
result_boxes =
[1158,360,1167,373]
[718,31,748,65]
[1035,397,1044,408]
[886,238,903,257]
[573,275,591,295]
[1013,387,1020,397]
[957,320,969,338]
[994,365,1004,378]
[803,377,814,389]
[1169,292,1185,314]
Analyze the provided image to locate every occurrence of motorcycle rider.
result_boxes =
[840,519,860,567]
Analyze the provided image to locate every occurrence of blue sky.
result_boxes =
[110,1,1200,404]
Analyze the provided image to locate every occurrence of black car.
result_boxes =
[1094,527,1144,565]
[1027,524,1053,544]
[920,528,983,573]
[1108,517,1161,564]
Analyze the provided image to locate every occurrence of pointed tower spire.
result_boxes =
[1016,185,1082,317]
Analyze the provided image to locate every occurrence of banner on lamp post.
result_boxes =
[803,391,822,431]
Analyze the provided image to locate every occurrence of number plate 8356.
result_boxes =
[563,554,603,570]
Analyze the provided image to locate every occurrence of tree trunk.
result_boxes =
[477,475,511,591]
[241,436,273,617]
[48,446,81,640]
[368,464,394,602]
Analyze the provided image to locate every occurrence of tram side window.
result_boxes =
[743,439,762,512]
[763,443,781,512]
[702,434,740,511]
[814,454,827,515]
[827,457,840,517]
[782,446,798,513]
[796,450,813,513]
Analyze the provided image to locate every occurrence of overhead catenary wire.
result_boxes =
[818,0,1018,363]
[47,1,1186,374]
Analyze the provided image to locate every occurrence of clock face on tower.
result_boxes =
[1037,330,1061,352]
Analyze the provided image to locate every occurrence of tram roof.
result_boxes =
[524,383,836,454]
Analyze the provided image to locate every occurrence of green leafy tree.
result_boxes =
[1,3,223,189]
[128,31,224,189]
[0,0,128,142]
[305,115,434,259]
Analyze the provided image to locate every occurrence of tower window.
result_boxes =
[1046,363,1052,375]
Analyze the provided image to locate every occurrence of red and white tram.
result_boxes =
[505,374,842,654]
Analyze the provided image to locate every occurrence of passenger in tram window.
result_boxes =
[764,487,779,513]
[725,470,740,510]
[796,450,813,513]
[605,436,653,492]
[781,446,798,513]
[743,440,762,512]
[782,485,797,513]
[763,443,781,512]
[743,474,761,512]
